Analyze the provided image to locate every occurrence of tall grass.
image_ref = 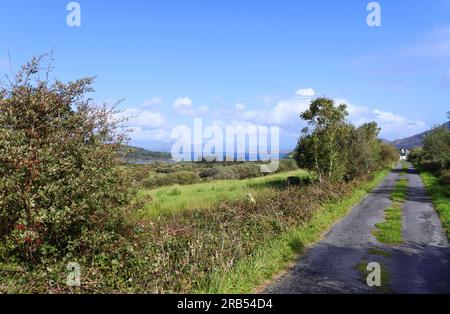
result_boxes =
[419,170,450,239]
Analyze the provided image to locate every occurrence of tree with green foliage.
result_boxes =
[0,55,131,263]
[422,124,450,171]
[293,97,351,182]
[294,98,397,183]
[346,122,382,179]
[408,111,450,183]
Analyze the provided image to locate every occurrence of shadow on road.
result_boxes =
[266,240,450,294]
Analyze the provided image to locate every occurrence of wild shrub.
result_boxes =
[198,164,260,180]
[407,147,424,164]
[0,56,132,264]
[142,171,199,188]
[422,124,450,172]
[277,158,299,172]
[440,169,450,185]
[379,143,399,167]
[346,122,382,179]
[410,112,450,179]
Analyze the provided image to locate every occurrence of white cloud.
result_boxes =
[215,89,313,134]
[174,96,193,110]
[295,88,316,97]
[143,96,163,107]
[173,97,210,116]
[270,98,310,125]
[131,127,172,142]
[337,98,426,138]
[233,98,309,127]
[372,109,404,124]
[239,89,313,126]
[372,109,426,137]
[173,96,195,115]
[235,103,245,111]
[121,108,165,129]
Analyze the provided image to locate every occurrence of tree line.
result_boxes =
[293,97,398,182]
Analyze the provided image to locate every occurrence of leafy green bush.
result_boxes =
[198,166,221,179]
[346,122,382,179]
[421,160,443,173]
[199,161,297,181]
[0,56,131,264]
[379,143,399,168]
[440,169,450,185]
[170,171,199,185]
[422,124,450,171]
[142,171,199,188]
[407,147,424,164]
[410,113,450,178]
[199,164,260,180]
[277,158,299,172]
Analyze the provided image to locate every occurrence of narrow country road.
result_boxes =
[264,163,450,294]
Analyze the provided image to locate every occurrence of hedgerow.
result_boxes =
[1,173,369,293]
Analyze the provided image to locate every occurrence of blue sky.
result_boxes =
[1,0,450,151]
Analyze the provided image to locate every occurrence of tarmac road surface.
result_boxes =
[264,163,450,294]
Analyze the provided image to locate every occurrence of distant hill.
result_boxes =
[123,146,171,163]
[391,121,450,149]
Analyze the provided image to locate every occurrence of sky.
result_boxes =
[1,0,449,151]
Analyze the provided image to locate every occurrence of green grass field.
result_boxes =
[419,171,450,239]
[136,169,309,218]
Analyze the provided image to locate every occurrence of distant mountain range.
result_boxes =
[387,121,450,149]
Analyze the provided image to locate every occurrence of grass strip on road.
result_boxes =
[373,177,407,245]
[373,206,402,244]
[391,178,408,203]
